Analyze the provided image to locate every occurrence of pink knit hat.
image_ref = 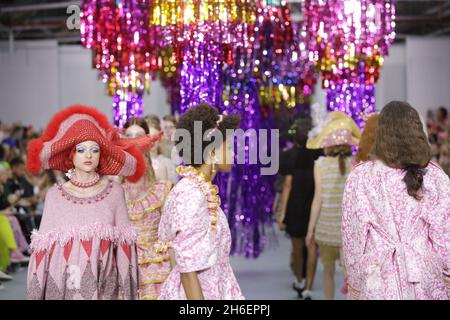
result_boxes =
[26,105,146,182]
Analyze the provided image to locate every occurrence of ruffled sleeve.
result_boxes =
[159,181,216,273]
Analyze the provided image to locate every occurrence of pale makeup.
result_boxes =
[72,140,100,174]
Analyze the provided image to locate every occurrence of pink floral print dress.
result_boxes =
[157,166,244,300]
[342,161,449,300]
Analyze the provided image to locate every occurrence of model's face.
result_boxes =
[125,124,146,139]
[162,120,176,138]
[72,140,100,173]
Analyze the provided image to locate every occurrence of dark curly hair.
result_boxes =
[370,101,431,200]
[175,103,240,167]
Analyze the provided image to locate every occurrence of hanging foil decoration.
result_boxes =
[215,80,277,258]
[217,1,313,258]
[80,0,163,127]
[150,0,257,114]
[302,0,396,127]
[179,25,224,113]
[159,48,182,115]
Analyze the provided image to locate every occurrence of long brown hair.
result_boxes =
[355,114,379,163]
[371,101,431,200]
[324,144,352,176]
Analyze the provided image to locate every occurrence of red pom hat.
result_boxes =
[26,105,146,182]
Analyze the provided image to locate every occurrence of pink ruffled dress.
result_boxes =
[123,180,172,300]
[27,180,138,300]
[157,166,244,300]
[342,161,450,300]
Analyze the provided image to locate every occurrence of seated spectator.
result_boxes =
[0,164,29,274]
[0,144,9,169]
[6,157,41,242]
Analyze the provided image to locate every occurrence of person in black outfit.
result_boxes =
[278,116,323,300]
[6,158,40,243]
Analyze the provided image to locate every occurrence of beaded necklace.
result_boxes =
[58,180,113,205]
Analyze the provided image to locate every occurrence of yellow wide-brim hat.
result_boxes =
[307,111,361,149]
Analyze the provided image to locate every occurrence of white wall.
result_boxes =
[0,41,59,130]
[375,43,407,111]
[406,37,450,117]
[0,41,170,130]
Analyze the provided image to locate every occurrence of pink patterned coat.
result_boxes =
[342,161,449,300]
[27,180,138,300]
[157,176,244,300]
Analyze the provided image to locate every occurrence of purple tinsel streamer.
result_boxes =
[180,23,223,113]
[326,81,376,129]
[112,90,144,128]
[216,78,277,258]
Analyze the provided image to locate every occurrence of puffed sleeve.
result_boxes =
[159,182,216,273]
[342,169,368,300]
[426,166,450,295]
[113,182,138,300]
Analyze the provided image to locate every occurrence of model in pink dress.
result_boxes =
[27,180,138,299]
[342,160,449,299]
[25,105,146,300]
[157,166,244,300]
[123,180,171,300]
[122,117,173,300]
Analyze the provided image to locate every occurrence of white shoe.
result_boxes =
[0,270,13,281]
[301,289,312,300]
